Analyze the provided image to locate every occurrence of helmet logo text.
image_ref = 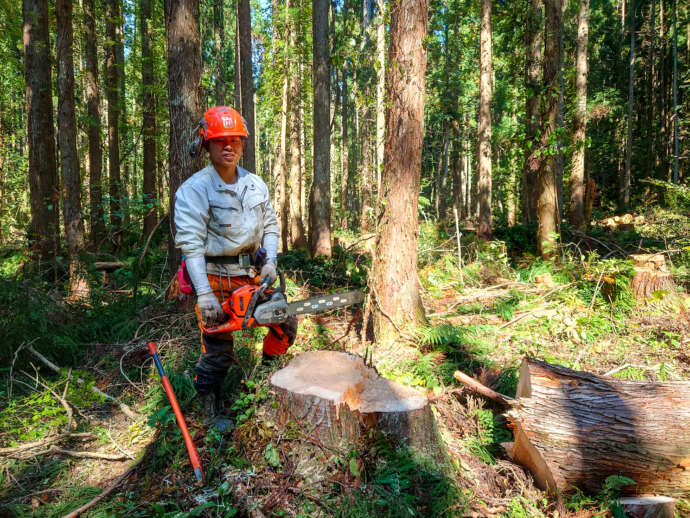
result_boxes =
[221,117,235,129]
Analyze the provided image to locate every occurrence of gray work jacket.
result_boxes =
[174,164,279,277]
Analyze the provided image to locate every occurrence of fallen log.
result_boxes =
[270,351,443,459]
[505,358,690,497]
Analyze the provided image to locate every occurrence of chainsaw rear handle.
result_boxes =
[242,277,271,329]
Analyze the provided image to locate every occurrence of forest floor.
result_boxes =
[1,206,690,517]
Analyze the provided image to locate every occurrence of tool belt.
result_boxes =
[206,253,254,268]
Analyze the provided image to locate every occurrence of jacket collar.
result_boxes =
[208,164,250,192]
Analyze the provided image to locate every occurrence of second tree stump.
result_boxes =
[629,253,675,302]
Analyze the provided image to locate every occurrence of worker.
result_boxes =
[174,106,297,430]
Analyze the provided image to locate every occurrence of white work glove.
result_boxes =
[197,292,224,326]
[259,262,277,286]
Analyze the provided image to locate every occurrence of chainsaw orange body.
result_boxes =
[204,283,272,335]
[200,276,363,352]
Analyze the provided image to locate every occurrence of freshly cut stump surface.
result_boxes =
[270,351,442,458]
[506,358,690,497]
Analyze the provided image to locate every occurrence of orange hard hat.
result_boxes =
[200,106,249,140]
[190,106,249,157]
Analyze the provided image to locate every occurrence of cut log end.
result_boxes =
[270,351,443,459]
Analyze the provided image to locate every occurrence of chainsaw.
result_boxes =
[202,271,364,335]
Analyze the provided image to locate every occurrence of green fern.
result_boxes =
[418,324,465,347]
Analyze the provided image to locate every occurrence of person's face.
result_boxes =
[208,136,244,170]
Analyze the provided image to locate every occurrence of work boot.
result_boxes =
[197,391,234,433]
[262,352,279,367]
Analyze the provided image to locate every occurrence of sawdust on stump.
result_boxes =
[270,351,444,460]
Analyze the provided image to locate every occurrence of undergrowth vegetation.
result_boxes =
[1,206,689,516]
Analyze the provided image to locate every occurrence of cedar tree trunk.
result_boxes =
[57,0,89,298]
[370,0,428,343]
[214,0,226,105]
[569,0,589,230]
[273,0,290,253]
[341,18,350,229]
[105,0,121,233]
[238,0,256,172]
[376,0,385,196]
[141,0,157,237]
[622,0,635,210]
[522,0,542,225]
[23,0,59,262]
[310,0,333,257]
[287,2,307,250]
[477,0,493,240]
[84,0,104,247]
[536,0,562,259]
[165,0,203,273]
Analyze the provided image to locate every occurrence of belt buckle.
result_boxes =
[238,253,251,268]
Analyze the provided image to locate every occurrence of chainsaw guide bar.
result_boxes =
[287,290,364,316]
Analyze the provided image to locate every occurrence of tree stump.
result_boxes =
[505,358,690,496]
[629,253,675,301]
[270,351,443,459]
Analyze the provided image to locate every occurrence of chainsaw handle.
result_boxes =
[241,278,270,330]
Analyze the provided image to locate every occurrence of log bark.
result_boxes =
[506,358,690,497]
[629,253,675,301]
[270,351,442,459]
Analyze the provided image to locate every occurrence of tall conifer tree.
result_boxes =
[23,0,59,262]
[370,0,428,343]
[310,0,333,257]
[57,0,88,298]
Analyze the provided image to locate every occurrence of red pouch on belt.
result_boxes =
[177,260,194,295]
